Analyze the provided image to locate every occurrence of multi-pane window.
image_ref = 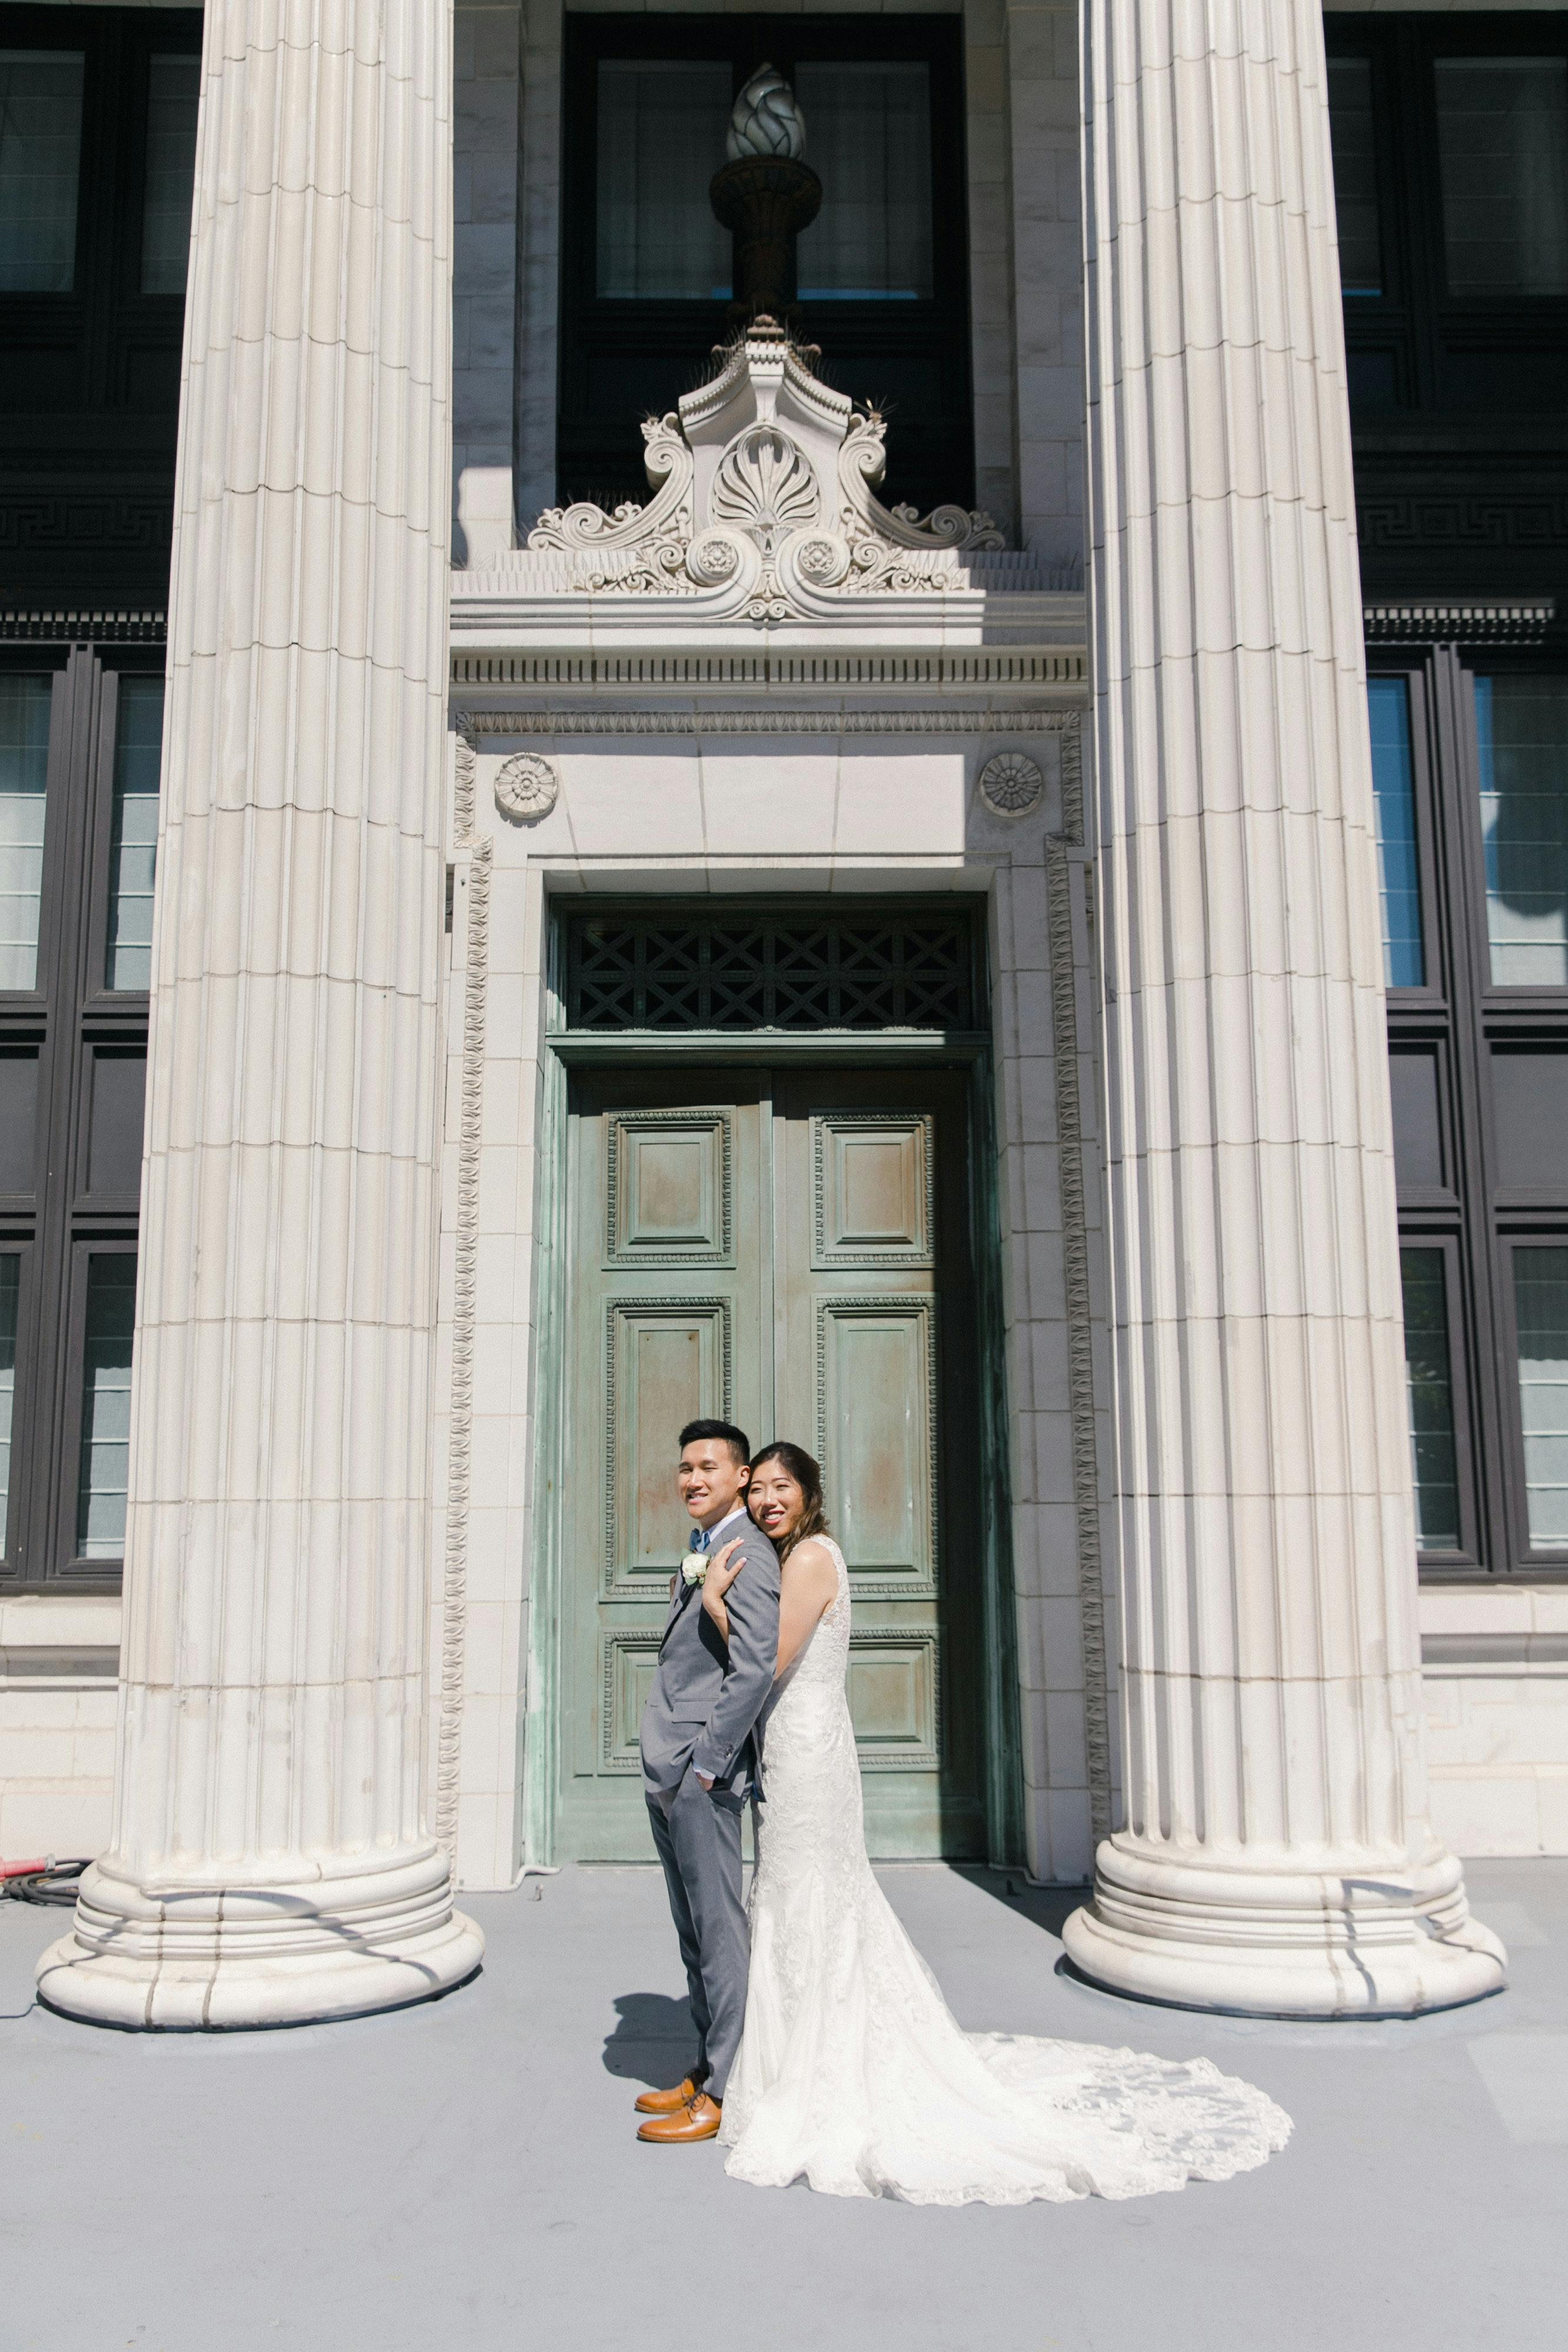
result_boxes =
[2,11,202,623]
[139,51,198,296]
[1326,21,1568,421]
[560,14,972,517]
[0,49,83,292]
[0,1252,17,1556]
[0,674,50,990]
[1514,1248,1568,1552]
[1401,1248,1460,1550]
[793,62,932,301]
[106,677,162,990]
[1476,676,1568,988]
[1376,634,1568,1579]
[1369,677,1423,987]
[1435,58,1568,299]
[1,8,188,1589]
[0,644,156,1588]
[591,52,938,308]
[1327,55,1382,297]
[596,61,731,300]
[75,1252,136,1558]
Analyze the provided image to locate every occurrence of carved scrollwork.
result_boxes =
[528,414,693,556]
[510,322,1010,622]
[838,411,1003,554]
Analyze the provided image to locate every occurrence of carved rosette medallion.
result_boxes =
[795,535,848,586]
[979,750,1044,818]
[494,750,560,822]
[687,532,743,587]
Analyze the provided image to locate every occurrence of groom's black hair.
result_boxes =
[679,1418,751,1469]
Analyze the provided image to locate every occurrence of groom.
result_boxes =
[636,1419,781,2146]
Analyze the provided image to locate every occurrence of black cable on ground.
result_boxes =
[5,1860,90,1906]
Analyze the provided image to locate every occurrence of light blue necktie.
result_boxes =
[689,1527,710,1553]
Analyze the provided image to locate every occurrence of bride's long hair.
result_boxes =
[748,1441,830,1562]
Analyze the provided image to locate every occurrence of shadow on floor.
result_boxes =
[602,1992,698,2088]
[948,1866,1090,1942]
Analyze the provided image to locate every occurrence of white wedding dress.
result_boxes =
[719,1539,1292,2204]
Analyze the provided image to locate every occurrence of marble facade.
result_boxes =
[8,0,1563,2029]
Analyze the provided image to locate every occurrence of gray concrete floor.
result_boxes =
[2,1858,1565,2352]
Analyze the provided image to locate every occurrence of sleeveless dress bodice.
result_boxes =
[718,1539,1291,2205]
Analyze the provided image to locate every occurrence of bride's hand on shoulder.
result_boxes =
[700,1536,746,1626]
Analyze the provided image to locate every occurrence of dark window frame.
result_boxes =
[1326,13,1568,420]
[0,5,199,611]
[53,1231,138,1579]
[1377,630,1568,1582]
[0,661,68,1014]
[1400,1231,1484,1570]
[556,11,974,517]
[0,637,154,1591]
[0,5,200,392]
[1452,648,1568,1019]
[0,1239,39,1573]
[1493,1231,1568,1572]
[82,662,158,1016]
[1369,657,1447,1011]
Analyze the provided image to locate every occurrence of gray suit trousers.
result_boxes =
[646,1768,751,2102]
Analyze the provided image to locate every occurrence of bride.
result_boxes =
[698,1441,1292,2206]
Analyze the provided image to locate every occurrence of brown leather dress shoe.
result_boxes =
[637,2093,723,2144]
[633,2075,702,2116]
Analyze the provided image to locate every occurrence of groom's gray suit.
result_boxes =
[641,1507,781,2102]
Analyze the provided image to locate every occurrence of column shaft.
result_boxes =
[1062,0,1503,2014]
[39,0,482,2028]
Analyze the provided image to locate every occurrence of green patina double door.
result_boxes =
[560,1065,987,1862]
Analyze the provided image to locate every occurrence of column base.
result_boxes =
[35,1846,485,2032]
[1062,1836,1507,2020]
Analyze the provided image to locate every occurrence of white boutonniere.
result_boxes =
[682,1558,707,1587]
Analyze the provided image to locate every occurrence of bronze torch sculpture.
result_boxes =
[709,65,822,323]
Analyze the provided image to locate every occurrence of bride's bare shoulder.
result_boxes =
[783,1536,839,1588]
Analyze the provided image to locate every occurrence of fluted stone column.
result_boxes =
[38,0,483,2028]
[1062,2,1504,2016]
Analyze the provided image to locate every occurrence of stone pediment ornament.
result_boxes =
[525,318,1004,624]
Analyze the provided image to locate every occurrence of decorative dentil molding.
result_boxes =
[450,704,1085,740]
[450,647,1082,694]
[1,607,166,643]
[519,319,1003,625]
[1361,596,1556,644]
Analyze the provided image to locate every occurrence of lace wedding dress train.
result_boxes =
[719,1540,1292,2205]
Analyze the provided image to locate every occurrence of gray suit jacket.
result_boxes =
[640,1515,782,1799]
